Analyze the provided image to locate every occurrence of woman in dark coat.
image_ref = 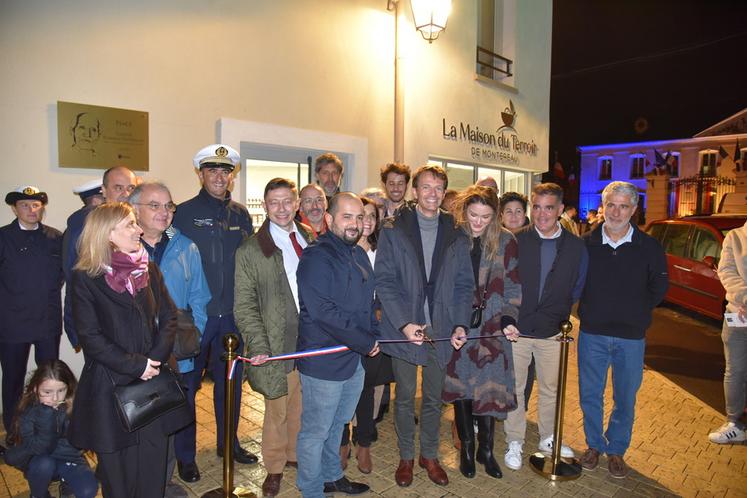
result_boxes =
[69,202,192,498]
[442,186,522,479]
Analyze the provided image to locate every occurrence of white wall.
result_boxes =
[0,0,552,378]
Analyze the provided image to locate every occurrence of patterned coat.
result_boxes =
[442,228,521,418]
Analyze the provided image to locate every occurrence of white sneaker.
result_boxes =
[538,436,574,458]
[708,422,746,444]
[504,440,523,470]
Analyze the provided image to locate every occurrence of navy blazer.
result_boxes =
[296,231,378,381]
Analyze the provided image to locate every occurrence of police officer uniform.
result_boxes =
[171,144,256,476]
[62,179,104,348]
[0,186,63,435]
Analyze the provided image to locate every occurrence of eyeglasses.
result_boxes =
[134,202,177,213]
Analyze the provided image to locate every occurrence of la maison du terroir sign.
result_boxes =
[441,101,538,166]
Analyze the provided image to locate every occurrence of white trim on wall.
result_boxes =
[219,118,369,204]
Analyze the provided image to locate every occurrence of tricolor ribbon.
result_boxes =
[226,333,559,380]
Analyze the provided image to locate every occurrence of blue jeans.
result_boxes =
[26,455,98,498]
[296,363,364,498]
[578,331,645,456]
[175,315,244,462]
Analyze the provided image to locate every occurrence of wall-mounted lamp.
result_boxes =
[388,0,452,43]
[410,0,452,43]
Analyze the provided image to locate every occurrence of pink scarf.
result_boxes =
[104,247,149,295]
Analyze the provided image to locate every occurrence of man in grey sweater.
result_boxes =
[376,165,473,488]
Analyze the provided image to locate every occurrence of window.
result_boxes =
[476,0,515,83]
[661,224,691,258]
[690,228,720,264]
[668,153,680,177]
[700,151,717,177]
[429,158,527,194]
[646,223,667,243]
[630,155,645,179]
[599,158,612,180]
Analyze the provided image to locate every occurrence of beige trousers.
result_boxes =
[503,335,561,444]
[261,370,302,473]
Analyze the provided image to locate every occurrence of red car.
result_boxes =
[645,215,747,320]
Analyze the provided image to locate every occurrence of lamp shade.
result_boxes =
[410,0,452,42]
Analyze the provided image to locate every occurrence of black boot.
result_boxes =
[476,415,502,478]
[453,400,476,478]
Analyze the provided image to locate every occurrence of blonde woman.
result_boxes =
[68,202,191,498]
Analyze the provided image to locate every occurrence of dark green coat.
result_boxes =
[234,219,314,399]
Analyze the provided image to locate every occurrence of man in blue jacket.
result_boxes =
[295,193,380,498]
[172,144,257,469]
[130,180,211,490]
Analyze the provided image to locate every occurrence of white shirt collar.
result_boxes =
[535,221,562,240]
[17,220,39,231]
[269,220,298,238]
[602,223,634,248]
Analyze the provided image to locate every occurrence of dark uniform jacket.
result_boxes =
[62,205,94,347]
[68,264,192,453]
[172,188,253,317]
[375,204,474,368]
[0,220,63,343]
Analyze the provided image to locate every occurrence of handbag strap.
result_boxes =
[477,264,492,310]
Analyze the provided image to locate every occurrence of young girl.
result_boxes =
[4,360,98,498]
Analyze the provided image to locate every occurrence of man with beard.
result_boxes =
[314,153,344,200]
[380,163,411,218]
[172,144,257,481]
[298,183,328,236]
[295,193,380,497]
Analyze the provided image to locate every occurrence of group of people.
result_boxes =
[0,141,742,498]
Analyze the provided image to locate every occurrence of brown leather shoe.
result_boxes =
[418,456,449,486]
[395,459,414,487]
[340,444,351,470]
[607,454,629,479]
[579,448,600,471]
[285,461,297,468]
[357,445,372,474]
[261,473,282,497]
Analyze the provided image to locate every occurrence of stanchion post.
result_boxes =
[202,334,255,498]
[528,320,582,481]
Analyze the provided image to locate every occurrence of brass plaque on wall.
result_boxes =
[57,101,149,170]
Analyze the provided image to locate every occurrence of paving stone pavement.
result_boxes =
[2,317,746,497]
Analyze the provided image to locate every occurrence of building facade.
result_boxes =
[578,108,747,223]
[0,0,553,374]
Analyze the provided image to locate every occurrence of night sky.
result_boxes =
[550,0,747,198]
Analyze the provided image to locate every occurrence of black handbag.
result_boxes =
[173,308,201,360]
[111,363,187,432]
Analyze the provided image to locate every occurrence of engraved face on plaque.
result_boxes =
[57,101,149,171]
